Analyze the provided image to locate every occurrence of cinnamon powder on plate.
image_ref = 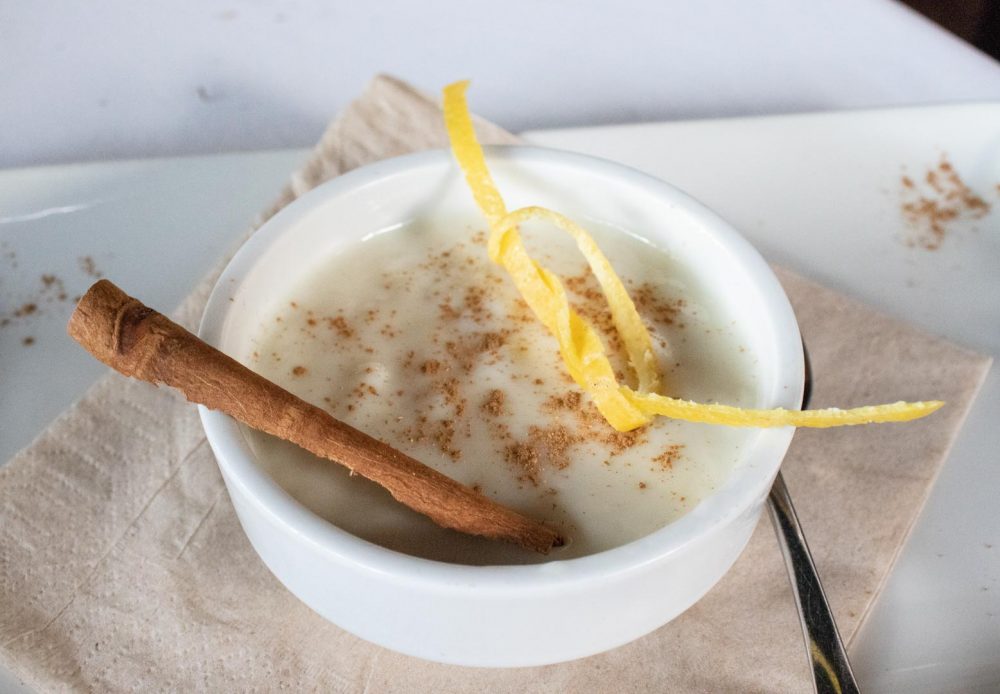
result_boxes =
[899,154,991,250]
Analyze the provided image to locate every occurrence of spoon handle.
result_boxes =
[767,471,861,694]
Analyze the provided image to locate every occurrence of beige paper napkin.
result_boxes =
[0,75,991,692]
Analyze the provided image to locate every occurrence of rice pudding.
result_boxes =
[242,212,760,565]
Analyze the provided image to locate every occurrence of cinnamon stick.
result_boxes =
[68,279,562,554]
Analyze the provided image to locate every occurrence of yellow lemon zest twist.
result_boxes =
[442,80,943,432]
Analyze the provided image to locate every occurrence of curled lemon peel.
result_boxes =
[494,207,661,394]
[442,80,944,432]
[625,395,943,428]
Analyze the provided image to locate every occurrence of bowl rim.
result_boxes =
[198,144,803,590]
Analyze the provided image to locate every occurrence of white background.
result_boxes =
[3,1,1000,692]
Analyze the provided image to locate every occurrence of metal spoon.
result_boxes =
[767,345,861,694]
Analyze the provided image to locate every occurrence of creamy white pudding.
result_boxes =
[201,147,805,664]
[242,213,760,565]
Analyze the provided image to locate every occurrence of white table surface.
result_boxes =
[3,0,1000,170]
[3,1,1000,692]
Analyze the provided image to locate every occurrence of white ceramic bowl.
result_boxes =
[198,146,804,667]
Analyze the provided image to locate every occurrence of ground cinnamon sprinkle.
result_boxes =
[505,442,541,484]
[564,267,683,367]
[257,232,691,501]
[632,285,685,327]
[1,262,97,344]
[479,331,506,352]
[654,444,685,470]
[564,271,625,353]
[899,154,991,250]
[444,330,508,373]
[420,359,442,375]
[326,315,354,339]
[527,425,577,470]
[3,295,44,344]
[438,301,461,321]
[78,255,103,278]
[40,274,68,301]
[505,297,536,325]
[462,285,491,320]
[543,391,582,412]
[573,405,646,454]
[600,426,645,455]
[481,388,506,417]
[435,377,467,418]
[432,419,461,461]
[566,268,685,329]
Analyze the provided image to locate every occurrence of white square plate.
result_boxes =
[2,103,997,692]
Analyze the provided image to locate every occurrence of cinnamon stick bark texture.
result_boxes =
[68,279,561,554]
